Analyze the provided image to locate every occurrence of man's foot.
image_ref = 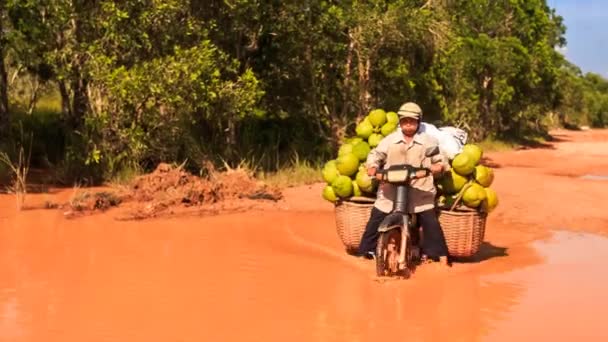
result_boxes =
[420,255,433,264]
[361,251,375,260]
[420,255,450,267]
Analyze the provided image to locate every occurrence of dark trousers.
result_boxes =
[357,207,449,259]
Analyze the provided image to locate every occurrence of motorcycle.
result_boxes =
[374,145,441,278]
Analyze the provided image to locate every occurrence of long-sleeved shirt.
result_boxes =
[366,130,449,214]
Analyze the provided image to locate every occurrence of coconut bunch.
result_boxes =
[321,109,399,203]
[436,144,499,213]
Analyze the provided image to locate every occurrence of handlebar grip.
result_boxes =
[414,169,431,178]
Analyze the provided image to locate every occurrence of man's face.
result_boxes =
[399,117,418,136]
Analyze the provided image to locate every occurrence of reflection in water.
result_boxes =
[483,231,608,341]
[0,207,605,341]
[580,174,608,181]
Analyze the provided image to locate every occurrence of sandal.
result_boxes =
[419,255,434,264]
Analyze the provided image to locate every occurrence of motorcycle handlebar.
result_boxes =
[374,166,432,181]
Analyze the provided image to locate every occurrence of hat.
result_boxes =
[397,102,422,120]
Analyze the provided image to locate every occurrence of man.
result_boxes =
[356,102,450,266]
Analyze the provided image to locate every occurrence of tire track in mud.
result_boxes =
[190,215,383,341]
[268,213,378,277]
[226,224,281,309]
[270,213,453,282]
[190,223,281,318]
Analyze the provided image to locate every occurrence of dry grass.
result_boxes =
[66,183,122,213]
[0,140,33,210]
[476,138,516,152]
[255,155,322,188]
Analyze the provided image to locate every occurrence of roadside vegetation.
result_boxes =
[0,0,606,199]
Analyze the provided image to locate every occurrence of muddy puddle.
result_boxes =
[580,174,608,180]
[1,206,607,342]
[483,230,608,341]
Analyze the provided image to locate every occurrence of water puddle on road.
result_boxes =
[580,174,608,180]
[1,209,607,342]
[481,230,608,341]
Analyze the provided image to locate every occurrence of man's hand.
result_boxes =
[368,167,384,181]
[430,163,444,175]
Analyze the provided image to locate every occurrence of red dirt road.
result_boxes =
[1,129,607,341]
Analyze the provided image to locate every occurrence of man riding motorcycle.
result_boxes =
[356,102,450,267]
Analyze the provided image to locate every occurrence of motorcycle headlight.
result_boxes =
[387,169,409,183]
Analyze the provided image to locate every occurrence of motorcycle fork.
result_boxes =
[397,215,410,268]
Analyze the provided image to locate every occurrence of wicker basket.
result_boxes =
[437,206,487,258]
[435,179,489,257]
[334,196,375,252]
[333,188,487,257]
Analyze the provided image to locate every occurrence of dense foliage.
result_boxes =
[0,0,606,183]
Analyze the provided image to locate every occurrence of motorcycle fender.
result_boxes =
[377,213,410,233]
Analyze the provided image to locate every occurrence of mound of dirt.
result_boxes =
[58,163,283,219]
[122,162,283,218]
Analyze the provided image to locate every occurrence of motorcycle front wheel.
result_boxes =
[376,228,412,278]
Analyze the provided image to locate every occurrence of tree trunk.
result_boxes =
[352,25,374,120]
[0,54,9,137]
[341,37,354,120]
[477,72,493,139]
[0,12,10,137]
[58,81,71,118]
[26,76,41,115]
[357,57,372,119]
[57,73,91,130]
[70,74,89,129]
[65,5,90,131]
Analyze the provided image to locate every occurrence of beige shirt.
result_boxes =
[366,130,448,214]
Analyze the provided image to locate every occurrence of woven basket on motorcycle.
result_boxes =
[334,196,375,253]
[437,182,488,258]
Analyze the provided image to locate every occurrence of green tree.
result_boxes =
[434,0,566,140]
